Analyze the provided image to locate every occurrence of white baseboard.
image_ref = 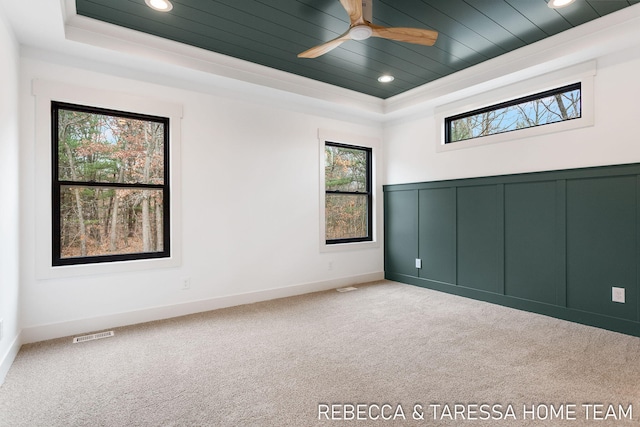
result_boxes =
[21,272,384,344]
[0,330,22,385]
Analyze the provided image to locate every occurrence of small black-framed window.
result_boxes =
[52,102,170,266]
[324,141,372,244]
[445,83,581,144]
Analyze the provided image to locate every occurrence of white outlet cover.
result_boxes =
[612,287,625,303]
[415,259,422,269]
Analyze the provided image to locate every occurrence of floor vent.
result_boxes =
[336,286,358,293]
[72,330,115,344]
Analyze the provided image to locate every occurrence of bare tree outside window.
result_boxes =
[447,83,581,143]
[325,143,372,244]
[52,103,169,265]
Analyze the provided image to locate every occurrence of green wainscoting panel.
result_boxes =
[418,188,456,284]
[504,181,558,305]
[384,190,418,277]
[566,176,638,321]
[456,185,501,293]
[383,163,640,337]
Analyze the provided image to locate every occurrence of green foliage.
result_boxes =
[325,145,367,192]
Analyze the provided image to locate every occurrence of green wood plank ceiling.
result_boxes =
[75,0,638,99]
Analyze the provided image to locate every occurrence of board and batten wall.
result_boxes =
[382,44,640,336]
[384,164,640,336]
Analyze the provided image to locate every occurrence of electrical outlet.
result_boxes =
[612,287,625,303]
[182,278,191,290]
[415,258,422,269]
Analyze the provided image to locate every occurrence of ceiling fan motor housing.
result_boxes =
[350,25,373,40]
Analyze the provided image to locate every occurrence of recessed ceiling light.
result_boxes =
[378,75,394,83]
[548,0,576,9]
[145,0,173,12]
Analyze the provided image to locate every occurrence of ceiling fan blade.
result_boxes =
[298,32,352,58]
[370,24,438,46]
[339,0,366,26]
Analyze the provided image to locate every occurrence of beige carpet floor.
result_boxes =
[1,280,639,426]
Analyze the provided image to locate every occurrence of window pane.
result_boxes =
[57,109,165,185]
[325,145,368,192]
[59,186,164,258]
[326,194,369,240]
[448,85,581,143]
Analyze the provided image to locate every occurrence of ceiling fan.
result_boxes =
[298,0,438,58]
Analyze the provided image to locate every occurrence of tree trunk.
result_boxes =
[142,191,150,252]
[127,205,135,239]
[155,197,163,252]
[109,168,125,252]
[141,123,153,252]
[110,193,120,252]
[61,127,87,257]
[104,195,113,241]
[554,94,569,120]
[92,189,102,247]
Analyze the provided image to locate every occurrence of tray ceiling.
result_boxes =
[75,0,638,99]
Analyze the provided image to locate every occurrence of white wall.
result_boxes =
[383,44,640,184]
[18,55,384,343]
[0,4,21,382]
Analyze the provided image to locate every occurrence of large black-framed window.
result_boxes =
[52,102,170,266]
[324,141,372,244]
[445,83,582,144]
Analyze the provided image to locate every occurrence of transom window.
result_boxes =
[52,102,170,266]
[324,142,372,244]
[445,83,581,144]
